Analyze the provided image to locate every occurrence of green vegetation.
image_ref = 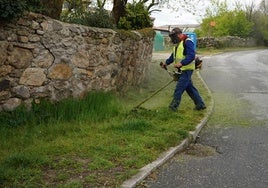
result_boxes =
[0,0,26,20]
[61,0,154,30]
[194,0,268,45]
[0,60,211,187]
[195,0,254,37]
[61,7,115,29]
[118,1,153,30]
[0,0,64,20]
[196,46,268,56]
[0,92,121,127]
[0,0,154,29]
[1,0,267,38]
[254,10,268,45]
[196,10,254,37]
[157,46,267,56]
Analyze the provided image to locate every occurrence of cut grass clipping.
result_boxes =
[0,61,210,187]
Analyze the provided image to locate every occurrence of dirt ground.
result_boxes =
[152,52,170,61]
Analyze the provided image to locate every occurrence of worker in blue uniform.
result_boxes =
[161,27,206,111]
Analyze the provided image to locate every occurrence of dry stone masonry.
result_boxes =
[0,13,154,111]
[163,36,256,50]
[197,36,256,48]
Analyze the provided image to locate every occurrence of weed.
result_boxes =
[0,61,210,187]
[0,92,121,127]
[113,118,153,132]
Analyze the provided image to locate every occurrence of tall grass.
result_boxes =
[0,91,123,187]
[0,61,211,187]
[0,91,121,127]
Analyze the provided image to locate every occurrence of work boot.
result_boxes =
[169,99,178,112]
[194,105,206,110]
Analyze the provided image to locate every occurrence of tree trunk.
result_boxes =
[40,0,64,19]
[112,0,127,25]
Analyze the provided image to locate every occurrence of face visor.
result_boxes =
[169,32,180,44]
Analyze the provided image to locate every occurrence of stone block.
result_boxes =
[19,68,46,86]
[2,98,22,111]
[48,64,72,80]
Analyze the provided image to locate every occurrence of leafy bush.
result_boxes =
[262,30,268,46]
[0,0,64,21]
[254,12,268,46]
[118,2,153,30]
[198,10,254,38]
[61,8,114,29]
[0,0,46,21]
[26,0,44,14]
[61,10,86,25]
[0,0,26,20]
[84,8,114,28]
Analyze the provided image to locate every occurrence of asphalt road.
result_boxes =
[138,49,268,188]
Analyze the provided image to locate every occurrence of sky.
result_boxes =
[151,0,263,27]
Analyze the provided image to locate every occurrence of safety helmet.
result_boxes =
[169,27,182,44]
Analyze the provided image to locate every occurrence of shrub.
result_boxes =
[38,0,64,19]
[84,8,114,29]
[118,2,153,30]
[26,0,44,14]
[61,10,86,25]
[0,0,26,20]
[61,8,114,29]
[0,0,64,21]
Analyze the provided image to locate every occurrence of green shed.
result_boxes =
[153,31,164,51]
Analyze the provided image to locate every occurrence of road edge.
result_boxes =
[121,70,214,188]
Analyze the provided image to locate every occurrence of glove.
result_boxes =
[160,62,167,70]
[174,62,182,69]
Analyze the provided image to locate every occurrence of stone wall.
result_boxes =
[0,13,155,111]
[197,36,257,48]
[162,36,257,50]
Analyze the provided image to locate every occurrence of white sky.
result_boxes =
[151,0,263,26]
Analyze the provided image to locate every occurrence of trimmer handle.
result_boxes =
[160,62,167,70]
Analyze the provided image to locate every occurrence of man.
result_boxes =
[161,27,206,111]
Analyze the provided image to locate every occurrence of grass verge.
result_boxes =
[0,61,211,187]
[196,46,268,56]
[156,46,267,56]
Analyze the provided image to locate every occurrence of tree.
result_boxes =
[111,0,160,26]
[196,0,254,37]
[259,0,268,14]
[112,0,128,25]
[40,0,64,19]
[244,1,257,20]
[253,0,268,45]
[1,0,209,29]
[117,1,153,29]
[205,0,228,17]
[64,0,91,12]
[228,11,254,37]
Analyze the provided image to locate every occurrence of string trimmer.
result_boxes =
[132,62,181,110]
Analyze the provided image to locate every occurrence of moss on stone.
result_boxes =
[115,28,155,40]
[115,29,141,40]
[138,28,155,38]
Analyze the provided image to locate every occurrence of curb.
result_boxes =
[121,70,214,188]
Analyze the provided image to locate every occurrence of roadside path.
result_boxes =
[137,49,268,188]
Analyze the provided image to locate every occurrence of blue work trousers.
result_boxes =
[173,70,205,109]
